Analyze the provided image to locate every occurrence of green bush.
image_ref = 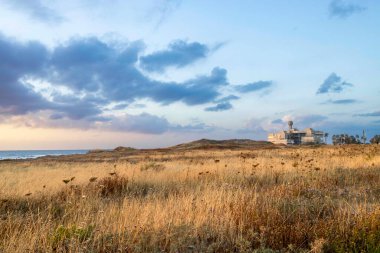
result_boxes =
[51,224,94,248]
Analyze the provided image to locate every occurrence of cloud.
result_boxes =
[108,113,170,134]
[234,81,273,93]
[236,117,268,140]
[355,111,380,117]
[170,122,216,133]
[132,103,147,109]
[254,114,329,134]
[271,119,283,124]
[49,38,144,92]
[0,33,269,133]
[51,94,108,121]
[112,103,129,110]
[148,67,229,105]
[140,40,213,72]
[48,37,229,107]
[0,34,226,120]
[215,95,240,103]
[282,114,328,128]
[3,0,64,24]
[110,113,215,135]
[0,35,52,115]
[149,0,183,28]
[324,99,358,104]
[329,0,366,18]
[317,73,353,94]
[1,110,215,135]
[49,113,64,120]
[205,102,233,112]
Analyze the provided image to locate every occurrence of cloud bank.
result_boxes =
[0,33,264,133]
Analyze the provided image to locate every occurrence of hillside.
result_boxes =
[169,138,274,150]
[0,139,275,163]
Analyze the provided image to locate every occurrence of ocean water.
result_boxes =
[0,150,89,160]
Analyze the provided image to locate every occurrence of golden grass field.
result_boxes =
[1,142,380,252]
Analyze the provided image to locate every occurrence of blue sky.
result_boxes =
[0,0,379,149]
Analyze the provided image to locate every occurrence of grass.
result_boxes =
[0,144,380,252]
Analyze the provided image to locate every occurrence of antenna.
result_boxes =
[288,121,293,131]
[361,129,367,144]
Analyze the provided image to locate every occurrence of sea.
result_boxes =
[0,150,89,160]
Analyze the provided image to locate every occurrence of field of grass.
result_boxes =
[1,144,380,252]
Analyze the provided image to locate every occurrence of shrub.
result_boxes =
[96,175,129,197]
[51,224,94,249]
[370,135,380,144]
[140,162,165,172]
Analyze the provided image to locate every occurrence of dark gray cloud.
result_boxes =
[48,37,228,107]
[317,73,353,94]
[1,31,293,138]
[325,99,358,104]
[329,0,366,18]
[50,38,144,92]
[0,34,226,121]
[140,40,212,72]
[3,0,64,24]
[0,35,52,115]
[0,34,266,132]
[148,67,228,105]
[51,94,107,121]
[205,102,233,112]
[234,81,273,93]
[355,111,380,117]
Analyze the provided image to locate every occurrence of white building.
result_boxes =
[268,121,326,145]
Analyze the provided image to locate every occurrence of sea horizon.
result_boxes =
[0,149,90,160]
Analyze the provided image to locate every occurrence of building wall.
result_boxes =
[268,128,326,145]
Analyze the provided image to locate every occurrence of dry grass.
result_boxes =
[0,144,380,252]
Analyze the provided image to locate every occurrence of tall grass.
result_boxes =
[0,145,380,252]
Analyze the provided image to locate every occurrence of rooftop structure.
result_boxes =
[268,121,327,145]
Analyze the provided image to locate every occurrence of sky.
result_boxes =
[0,0,379,150]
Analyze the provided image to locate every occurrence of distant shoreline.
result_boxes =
[0,150,89,160]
